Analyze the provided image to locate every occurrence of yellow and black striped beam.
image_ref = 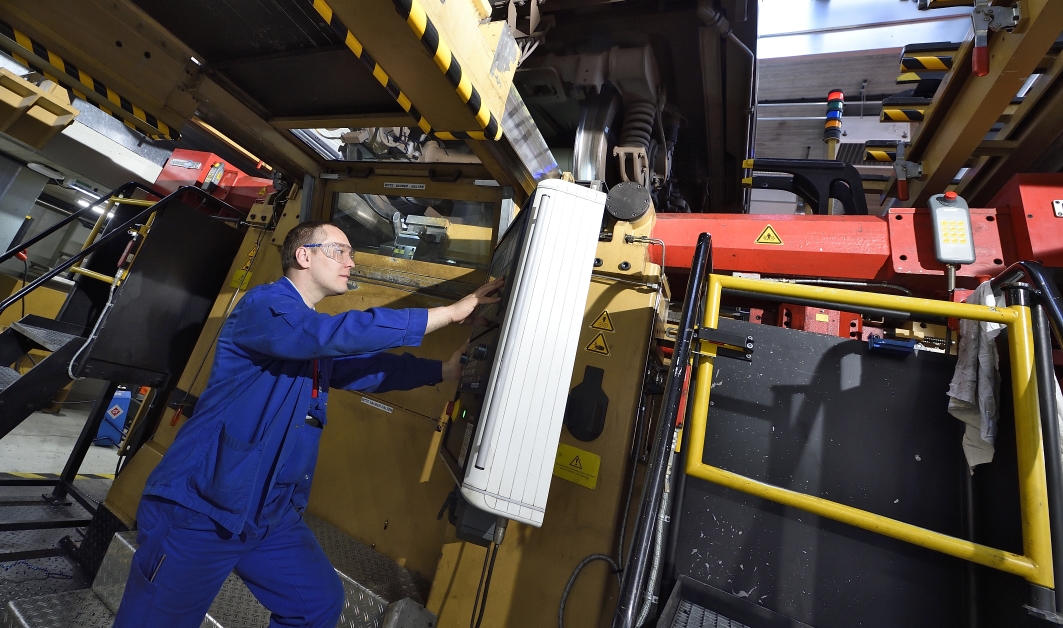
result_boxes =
[897,70,947,84]
[0,19,177,141]
[309,0,490,141]
[899,55,953,72]
[864,148,897,162]
[880,107,925,122]
[392,0,503,141]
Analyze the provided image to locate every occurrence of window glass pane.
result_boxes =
[291,127,479,163]
[332,192,494,270]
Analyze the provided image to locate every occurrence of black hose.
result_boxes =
[1032,303,1063,613]
[613,233,712,628]
[472,542,499,628]
[559,554,620,628]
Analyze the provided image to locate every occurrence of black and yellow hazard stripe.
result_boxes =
[880,107,925,122]
[864,148,897,162]
[896,70,947,84]
[0,19,177,141]
[391,0,503,141]
[899,55,952,72]
[309,0,490,141]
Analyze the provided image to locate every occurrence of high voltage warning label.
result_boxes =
[230,245,258,289]
[755,225,783,245]
[591,310,614,332]
[554,443,601,489]
[585,332,610,355]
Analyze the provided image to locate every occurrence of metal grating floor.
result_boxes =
[0,486,96,606]
[671,601,751,628]
[0,368,19,393]
[10,324,80,353]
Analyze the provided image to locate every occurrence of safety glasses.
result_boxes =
[303,242,354,263]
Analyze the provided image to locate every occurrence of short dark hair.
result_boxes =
[280,220,331,274]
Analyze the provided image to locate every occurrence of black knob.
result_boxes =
[472,344,489,360]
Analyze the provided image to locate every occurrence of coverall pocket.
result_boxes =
[276,421,323,486]
[191,423,263,515]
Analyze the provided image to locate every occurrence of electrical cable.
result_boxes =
[558,554,621,628]
[469,517,508,628]
[67,275,119,381]
[471,543,499,628]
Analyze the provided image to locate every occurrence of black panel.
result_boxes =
[80,196,244,386]
[217,46,404,117]
[134,0,402,118]
[673,318,975,628]
[133,0,338,63]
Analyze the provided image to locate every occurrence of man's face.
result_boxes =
[305,224,355,296]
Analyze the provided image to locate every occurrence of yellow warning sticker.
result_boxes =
[815,313,830,322]
[585,332,610,355]
[591,310,614,332]
[755,225,783,245]
[554,443,601,489]
[229,246,258,289]
[230,270,253,290]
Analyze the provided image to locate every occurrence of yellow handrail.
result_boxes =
[685,274,1053,588]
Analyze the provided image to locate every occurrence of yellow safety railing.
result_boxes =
[68,196,156,285]
[685,274,1053,589]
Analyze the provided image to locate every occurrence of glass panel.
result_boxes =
[291,127,481,163]
[331,192,494,270]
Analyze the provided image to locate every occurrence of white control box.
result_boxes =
[928,191,976,265]
[441,179,605,526]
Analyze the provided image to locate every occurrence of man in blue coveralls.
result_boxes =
[113,220,502,627]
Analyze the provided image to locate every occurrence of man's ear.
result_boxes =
[293,246,312,270]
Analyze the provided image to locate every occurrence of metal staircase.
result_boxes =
[0,514,437,628]
[0,182,247,573]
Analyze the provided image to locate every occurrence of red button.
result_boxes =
[944,191,958,201]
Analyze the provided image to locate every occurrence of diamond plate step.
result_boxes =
[13,518,438,628]
[10,323,80,353]
[0,367,19,393]
[1,590,113,628]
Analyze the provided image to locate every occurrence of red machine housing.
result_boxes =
[650,173,1063,297]
[153,148,274,212]
[650,173,1063,339]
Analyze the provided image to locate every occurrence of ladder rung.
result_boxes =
[69,266,114,284]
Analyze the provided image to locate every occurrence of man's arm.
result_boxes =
[230,295,429,361]
[330,352,442,393]
[424,277,504,334]
[331,344,466,392]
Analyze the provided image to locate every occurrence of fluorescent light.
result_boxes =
[190,56,201,66]
[77,198,91,208]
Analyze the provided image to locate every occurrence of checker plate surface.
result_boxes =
[10,324,79,353]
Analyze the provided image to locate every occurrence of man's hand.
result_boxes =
[442,344,468,382]
[426,277,504,333]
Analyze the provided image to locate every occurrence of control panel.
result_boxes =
[928,191,976,265]
[439,179,606,527]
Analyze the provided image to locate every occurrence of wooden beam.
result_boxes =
[900,0,1063,206]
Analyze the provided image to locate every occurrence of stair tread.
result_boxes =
[10,323,81,352]
[0,366,19,392]
[86,519,433,628]
[2,589,113,628]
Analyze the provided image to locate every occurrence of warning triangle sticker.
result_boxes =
[755,224,783,245]
[591,310,614,332]
[570,456,583,469]
[585,332,610,355]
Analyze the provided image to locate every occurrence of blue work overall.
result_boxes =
[113,278,442,627]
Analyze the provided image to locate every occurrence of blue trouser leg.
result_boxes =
[113,497,343,628]
[234,506,344,628]
[113,497,243,628]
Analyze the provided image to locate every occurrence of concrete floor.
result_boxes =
[0,408,120,475]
